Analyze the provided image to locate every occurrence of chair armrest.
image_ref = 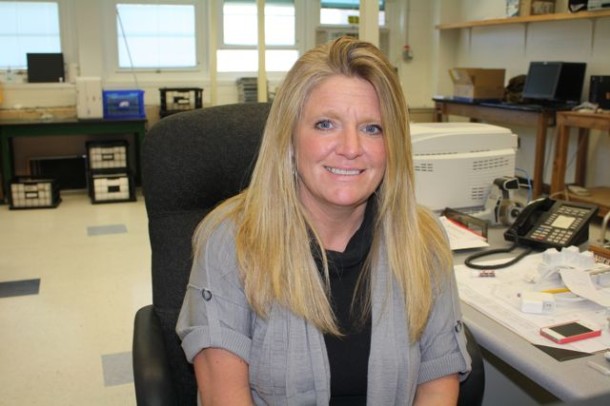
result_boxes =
[133,305,177,406]
[458,323,486,406]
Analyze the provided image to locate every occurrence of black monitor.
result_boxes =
[522,61,586,104]
[26,53,65,83]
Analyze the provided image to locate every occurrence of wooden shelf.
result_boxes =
[436,9,610,30]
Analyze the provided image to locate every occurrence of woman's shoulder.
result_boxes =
[193,199,242,267]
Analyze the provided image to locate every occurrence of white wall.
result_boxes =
[431,0,610,189]
[2,0,606,190]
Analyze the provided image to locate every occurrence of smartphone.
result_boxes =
[540,321,602,344]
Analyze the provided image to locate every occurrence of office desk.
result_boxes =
[434,97,556,198]
[550,111,610,216]
[0,118,147,199]
[455,230,610,404]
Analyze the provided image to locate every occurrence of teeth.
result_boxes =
[326,166,361,176]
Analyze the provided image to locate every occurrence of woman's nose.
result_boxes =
[336,127,363,159]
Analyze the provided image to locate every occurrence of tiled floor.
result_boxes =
[1,189,608,406]
[0,190,151,405]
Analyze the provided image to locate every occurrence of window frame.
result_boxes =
[319,0,386,27]
[215,0,303,74]
[0,0,75,76]
[218,0,298,50]
[103,0,207,78]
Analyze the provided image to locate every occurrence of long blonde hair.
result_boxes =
[194,37,452,341]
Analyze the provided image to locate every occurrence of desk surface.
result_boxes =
[0,117,146,126]
[454,228,610,402]
[433,96,576,112]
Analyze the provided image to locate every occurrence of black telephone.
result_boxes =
[504,198,599,250]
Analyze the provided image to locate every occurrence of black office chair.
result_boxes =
[132,102,485,405]
[459,325,486,406]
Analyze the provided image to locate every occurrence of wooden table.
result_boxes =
[550,111,610,216]
[434,97,557,198]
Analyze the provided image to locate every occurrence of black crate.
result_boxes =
[86,140,129,171]
[9,177,61,209]
[88,172,136,204]
[159,87,203,117]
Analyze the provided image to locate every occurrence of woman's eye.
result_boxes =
[315,119,333,130]
[363,124,382,135]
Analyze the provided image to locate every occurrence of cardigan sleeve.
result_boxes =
[417,264,472,384]
[176,220,253,364]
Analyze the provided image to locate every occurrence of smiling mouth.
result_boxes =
[325,166,363,176]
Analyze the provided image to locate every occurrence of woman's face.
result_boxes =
[294,75,387,215]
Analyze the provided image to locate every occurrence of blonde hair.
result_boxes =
[194,37,452,341]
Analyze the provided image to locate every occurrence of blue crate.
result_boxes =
[103,90,145,119]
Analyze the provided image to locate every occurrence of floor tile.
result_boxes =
[0,191,150,405]
[87,224,128,236]
[102,351,134,386]
[0,278,40,298]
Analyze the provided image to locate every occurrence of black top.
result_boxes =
[312,202,375,405]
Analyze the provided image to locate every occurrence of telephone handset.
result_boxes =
[504,198,599,250]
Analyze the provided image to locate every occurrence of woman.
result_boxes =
[177,37,471,405]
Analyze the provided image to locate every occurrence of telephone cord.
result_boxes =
[464,238,535,270]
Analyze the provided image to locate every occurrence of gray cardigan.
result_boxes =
[177,219,471,405]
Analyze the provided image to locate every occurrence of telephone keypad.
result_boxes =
[530,204,592,246]
[506,198,598,249]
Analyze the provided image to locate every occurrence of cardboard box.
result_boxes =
[518,0,557,16]
[530,0,556,15]
[449,68,506,101]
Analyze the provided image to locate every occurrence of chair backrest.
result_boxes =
[142,102,272,404]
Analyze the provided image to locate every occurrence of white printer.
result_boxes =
[410,122,518,212]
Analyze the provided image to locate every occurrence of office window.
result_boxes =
[218,0,298,72]
[115,3,196,69]
[0,1,61,70]
[320,0,385,26]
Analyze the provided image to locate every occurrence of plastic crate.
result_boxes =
[86,140,129,171]
[159,87,203,117]
[9,177,61,209]
[103,90,145,119]
[89,172,136,204]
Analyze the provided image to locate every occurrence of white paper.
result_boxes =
[440,216,489,251]
[560,268,610,307]
[455,254,609,353]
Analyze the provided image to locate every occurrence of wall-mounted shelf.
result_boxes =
[436,9,610,30]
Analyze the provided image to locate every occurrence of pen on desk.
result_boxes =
[587,360,610,376]
[540,287,571,294]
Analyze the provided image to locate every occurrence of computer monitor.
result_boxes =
[522,61,586,104]
[26,53,64,83]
